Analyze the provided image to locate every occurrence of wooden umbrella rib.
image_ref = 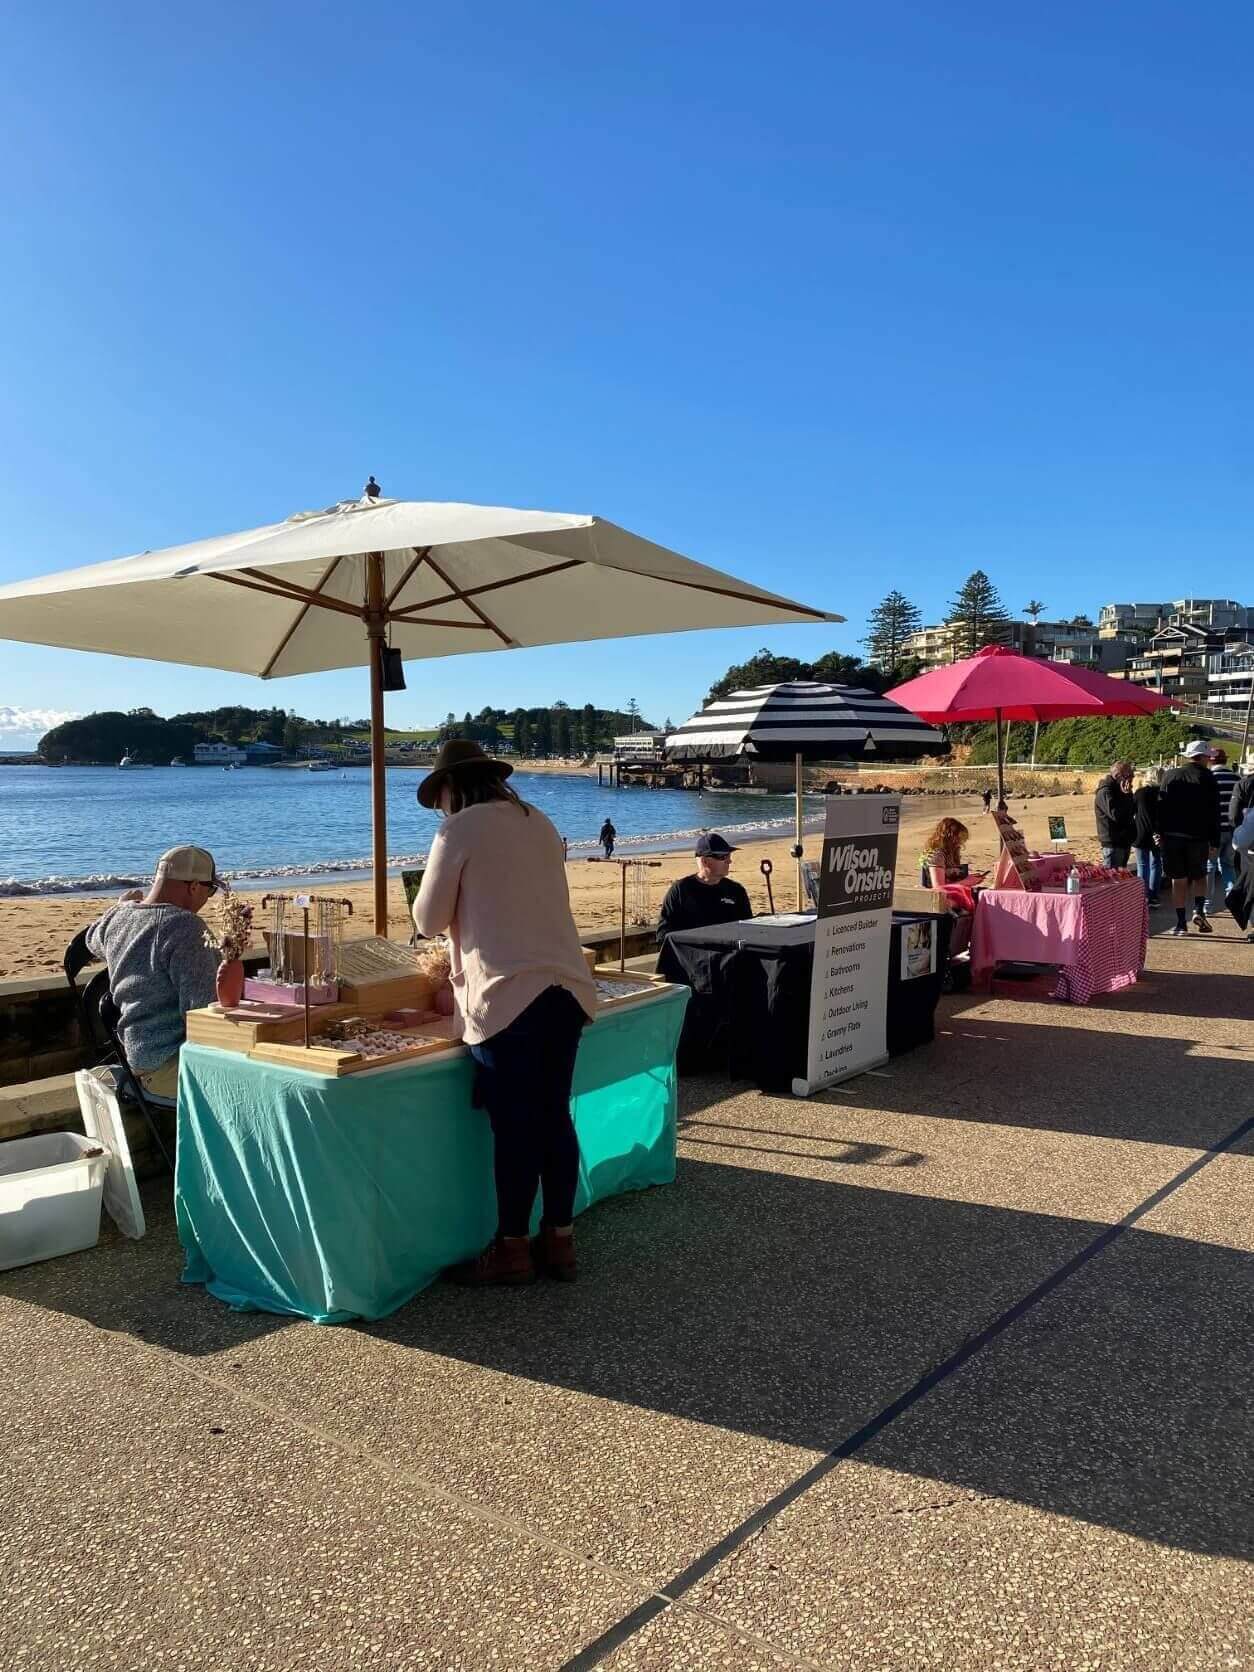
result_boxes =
[417,550,516,646]
[211,571,363,619]
[645,573,834,619]
[385,547,431,610]
[259,554,346,679]
[392,558,584,616]
[389,617,494,632]
[393,559,831,623]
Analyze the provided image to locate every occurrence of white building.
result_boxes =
[193,741,247,766]
[1206,643,1254,711]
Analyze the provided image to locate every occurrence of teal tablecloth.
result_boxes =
[175,988,687,1322]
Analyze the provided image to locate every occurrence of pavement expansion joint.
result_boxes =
[558,1110,1254,1671]
[671,1599,827,1669]
[85,1315,655,1605]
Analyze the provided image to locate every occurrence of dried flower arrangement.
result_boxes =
[414,937,452,984]
[206,894,255,963]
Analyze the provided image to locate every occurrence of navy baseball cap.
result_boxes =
[695,833,738,858]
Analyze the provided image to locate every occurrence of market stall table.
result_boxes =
[175,985,687,1322]
[970,876,1148,1004]
[662,912,952,1093]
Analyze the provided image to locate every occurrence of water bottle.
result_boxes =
[1066,866,1081,895]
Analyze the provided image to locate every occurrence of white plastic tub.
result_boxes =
[0,1131,109,1271]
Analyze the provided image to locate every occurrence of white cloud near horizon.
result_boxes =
[0,705,82,735]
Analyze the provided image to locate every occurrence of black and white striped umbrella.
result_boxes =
[665,681,947,762]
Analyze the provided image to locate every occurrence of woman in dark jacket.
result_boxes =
[1093,761,1136,867]
[1132,773,1161,905]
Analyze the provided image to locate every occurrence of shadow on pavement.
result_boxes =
[811,1010,1254,1150]
[0,1176,291,1357]
[367,1140,1251,1563]
[4,1018,1249,1567]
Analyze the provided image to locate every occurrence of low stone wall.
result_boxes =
[0,974,89,1088]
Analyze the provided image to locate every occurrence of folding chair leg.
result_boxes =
[125,1076,175,1174]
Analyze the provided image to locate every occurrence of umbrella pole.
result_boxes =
[995,708,1005,808]
[795,751,804,910]
[366,553,388,936]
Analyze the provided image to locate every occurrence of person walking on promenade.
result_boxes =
[1132,772,1162,907]
[1094,760,1135,869]
[599,818,617,859]
[1157,741,1221,936]
[1231,762,1254,879]
[1208,747,1238,900]
[413,740,597,1286]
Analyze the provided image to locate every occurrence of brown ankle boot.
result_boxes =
[446,1235,535,1287]
[540,1226,577,1282]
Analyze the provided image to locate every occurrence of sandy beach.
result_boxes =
[0,789,1102,981]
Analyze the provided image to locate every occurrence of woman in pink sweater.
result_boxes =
[413,740,597,1286]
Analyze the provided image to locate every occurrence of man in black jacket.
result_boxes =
[1157,741,1221,935]
[1093,761,1135,868]
[657,833,752,956]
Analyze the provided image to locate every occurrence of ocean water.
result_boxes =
[0,765,821,895]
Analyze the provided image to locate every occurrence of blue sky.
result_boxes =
[2,1,1252,748]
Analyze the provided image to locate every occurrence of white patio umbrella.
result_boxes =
[0,492,838,930]
[666,681,947,906]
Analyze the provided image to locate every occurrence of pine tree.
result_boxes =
[862,592,923,672]
[532,708,553,756]
[946,571,1010,658]
[706,648,809,704]
[580,703,598,753]
[626,698,640,733]
[512,710,530,756]
[554,707,573,755]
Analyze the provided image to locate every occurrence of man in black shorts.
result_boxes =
[1157,741,1221,936]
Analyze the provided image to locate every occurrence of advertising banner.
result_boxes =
[793,793,900,1096]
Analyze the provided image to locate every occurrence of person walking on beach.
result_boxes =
[1157,741,1221,936]
[1094,760,1135,869]
[1132,772,1162,906]
[412,740,597,1286]
[599,817,617,859]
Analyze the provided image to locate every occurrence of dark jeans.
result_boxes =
[469,985,587,1239]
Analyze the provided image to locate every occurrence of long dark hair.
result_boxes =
[442,763,530,817]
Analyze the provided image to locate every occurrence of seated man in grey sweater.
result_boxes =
[85,845,223,1100]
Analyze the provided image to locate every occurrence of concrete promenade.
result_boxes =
[2,918,1250,1670]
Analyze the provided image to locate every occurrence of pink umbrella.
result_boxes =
[887,645,1173,803]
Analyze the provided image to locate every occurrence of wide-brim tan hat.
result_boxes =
[417,738,514,809]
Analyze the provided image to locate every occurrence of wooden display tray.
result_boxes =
[591,970,674,1012]
[250,1030,459,1076]
[339,971,442,1015]
[186,1000,358,1054]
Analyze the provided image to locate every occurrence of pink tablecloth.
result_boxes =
[971,879,1149,1004]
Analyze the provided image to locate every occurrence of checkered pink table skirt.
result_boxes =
[971,878,1149,1004]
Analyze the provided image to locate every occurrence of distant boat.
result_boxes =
[170,757,187,767]
[118,749,153,769]
[308,759,336,772]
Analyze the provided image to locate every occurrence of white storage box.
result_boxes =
[0,1131,109,1271]
[0,1069,145,1272]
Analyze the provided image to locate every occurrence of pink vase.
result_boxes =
[216,959,245,1008]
